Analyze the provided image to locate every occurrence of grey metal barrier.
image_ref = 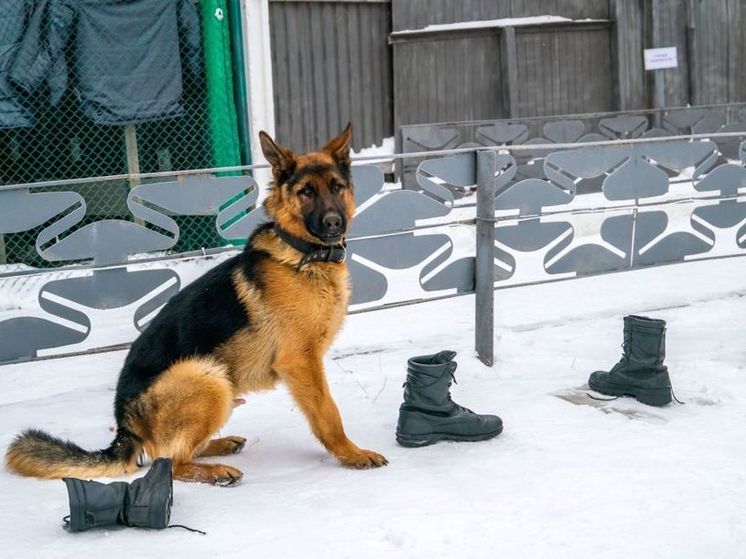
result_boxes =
[0,159,473,364]
[471,134,746,365]
[399,103,746,188]
[1,132,745,365]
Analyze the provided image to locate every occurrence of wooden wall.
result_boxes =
[267,0,745,151]
[269,0,392,152]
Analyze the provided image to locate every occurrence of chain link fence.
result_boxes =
[0,0,249,270]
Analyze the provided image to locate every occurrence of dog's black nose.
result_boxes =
[323,212,343,236]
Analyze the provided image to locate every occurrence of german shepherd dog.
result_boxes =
[6,124,387,486]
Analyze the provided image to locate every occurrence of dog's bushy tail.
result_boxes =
[5,428,140,479]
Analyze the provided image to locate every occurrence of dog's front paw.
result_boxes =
[341,449,388,469]
[213,465,244,487]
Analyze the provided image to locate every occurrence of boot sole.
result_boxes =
[395,426,503,448]
[588,377,672,407]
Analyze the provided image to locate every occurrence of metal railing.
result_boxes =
[1,129,745,365]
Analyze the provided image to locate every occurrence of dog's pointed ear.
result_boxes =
[259,131,295,175]
[323,122,352,167]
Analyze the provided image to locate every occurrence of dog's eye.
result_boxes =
[332,182,345,194]
[298,186,314,198]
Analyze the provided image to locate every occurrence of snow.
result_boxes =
[351,137,395,160]
[1,257,746,558]
[394,16,600,35]
[351,136,396,171]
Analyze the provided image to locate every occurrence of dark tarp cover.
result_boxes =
[10,0,203,125]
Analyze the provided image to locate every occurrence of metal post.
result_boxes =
[475,150,496,366]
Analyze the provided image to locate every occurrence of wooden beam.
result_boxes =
[685,0,699,104]
[500,26,519,118]
[651,0,667,113]
[271,0,389,3]
[389,19,611,44]
[124,125,143,225]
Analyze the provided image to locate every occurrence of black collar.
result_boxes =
[273,224,347,271]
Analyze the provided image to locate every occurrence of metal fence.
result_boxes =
[1,125,745,365]
[0,0,250,268]
[399,103,746,186]
[470,133,746,364]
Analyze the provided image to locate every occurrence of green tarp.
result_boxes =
[201,0,242,175]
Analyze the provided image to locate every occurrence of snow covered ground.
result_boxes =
[1,257,745,558]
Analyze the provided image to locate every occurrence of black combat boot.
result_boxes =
[63,458,173,532]
[588,315,672,406]
[396,350,503,447]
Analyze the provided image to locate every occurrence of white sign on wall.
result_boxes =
[644,47,678,70]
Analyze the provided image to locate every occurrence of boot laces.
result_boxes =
[622,335,631,359]
[612,334,632,370]
[402,365,475,413]
[447,371,474,414]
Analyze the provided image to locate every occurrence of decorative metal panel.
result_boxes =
[489,139,746,287]
[2,134,745,364]
[0,164,467,362]
[0,173,261,363]
[399,103,746,187]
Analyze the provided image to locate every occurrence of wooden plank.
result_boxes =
[500,27,519,118]
[390,19,611,43]
[727,0,744,102]
[393,33,503,129]
[268,2,285,139]
[347,1,362,143]
[300,3,315,147]
[513,26,613,117]
[379,2,394,142]
[657,0,689,106]
[511,0,553,17]
[270,0,390,3]
[557,0,609,19]
[309,3,326,144]
[475,150,496,366]
[334,1,353,147]
[321,2,337,140]
[694,0,729,104]
[368,3,381,143]
[392,0,506,32]
[269,0,393,152]
[609,0,621,110]
[359,4,374,147]
[611,0,645,110]
[685,0,699,104]
[124,125,141,186]
[651,0,667,111]
[124,125,143,225]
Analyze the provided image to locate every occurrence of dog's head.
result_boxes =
[259,124,355,245]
